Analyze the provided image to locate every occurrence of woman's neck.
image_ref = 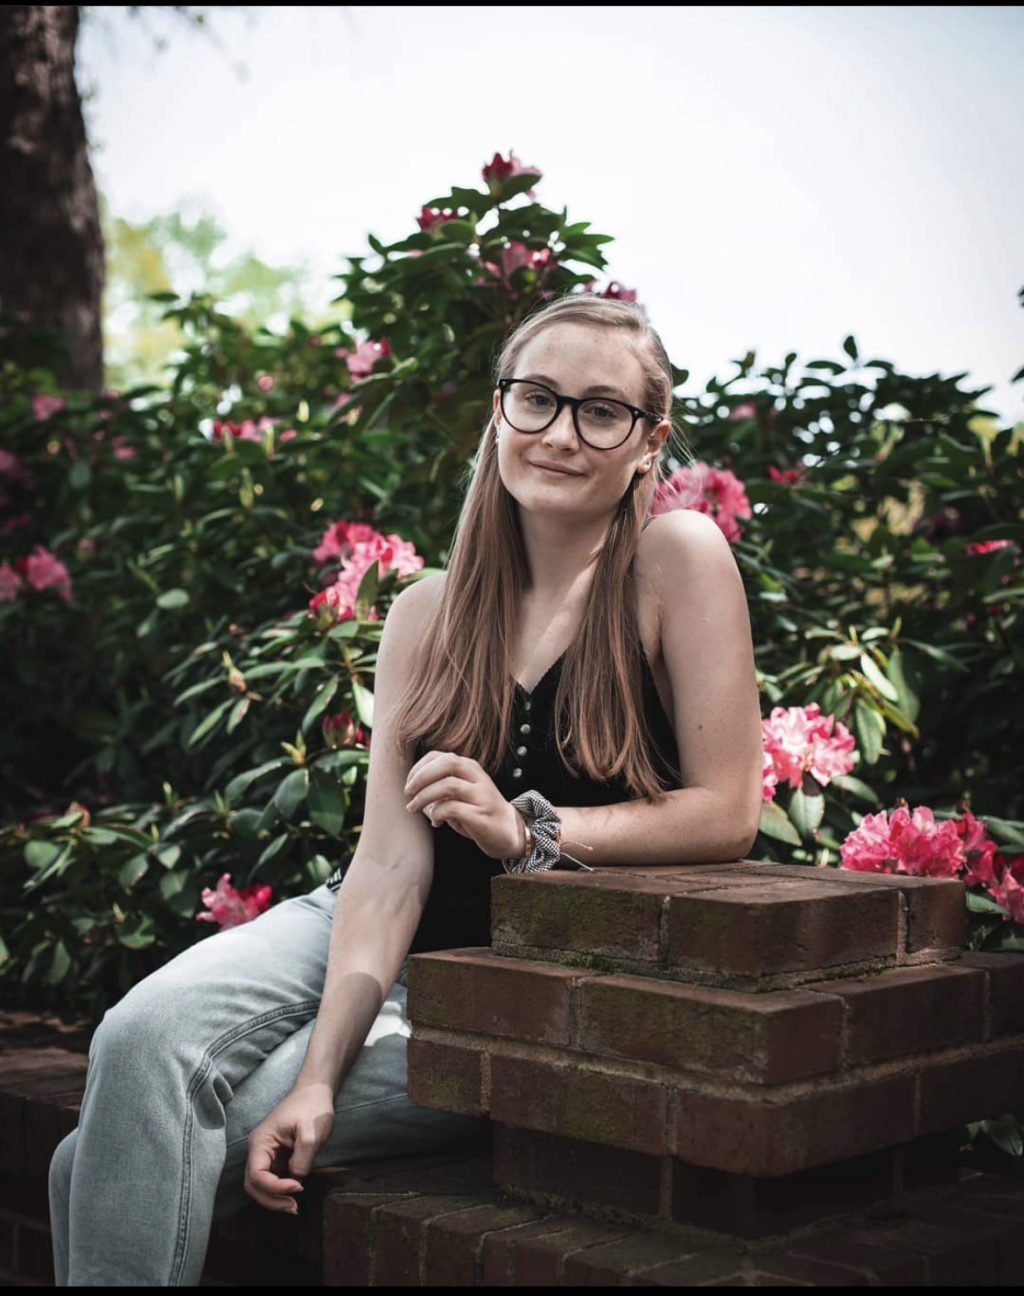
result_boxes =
[518,508,610,601]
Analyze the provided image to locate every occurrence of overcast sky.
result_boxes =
[79,5,1023,423]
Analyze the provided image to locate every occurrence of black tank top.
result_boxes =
[403,650,679,954]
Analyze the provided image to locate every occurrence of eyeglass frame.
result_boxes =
[497,377,662,451]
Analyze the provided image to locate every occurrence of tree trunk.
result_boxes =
[0,5,104,392]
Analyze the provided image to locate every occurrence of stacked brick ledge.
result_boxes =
[3,860,1024,1285]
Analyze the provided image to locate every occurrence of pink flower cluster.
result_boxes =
[581,281,638,303]
[309,521,423,625]
[32,394,66,422]
[478,243,557,292]
[196,873,272,929]
[336,338,391,382]
[840,806,1024,925]
[651,462,753,544]
[417,206,459,233]
[0,546,72,603]
[966,539,1012,556]
[323,709,368,749]
[760,703,857,800]
[482,151,541,194]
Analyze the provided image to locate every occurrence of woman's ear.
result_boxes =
[637,418,670,472]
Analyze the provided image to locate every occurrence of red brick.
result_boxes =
[671,1071,916,1177]
[578,975,841,1084]
[711,861,966,956]
[321,1191,414,1286]
[562,1233,710,1285]
[917,1039,1024,1134]
[371,1194,481,1286]
[407,949,579,1046]
[492,1217,629,1286]
[665,879,899,979]
[804,963,986,1065]
[422,1200,545,1286]
[492,1126,663,1218]
[773,1233,929,1284]
[480,1217,581,1286]
[672,1148,897,1237]
[491,871,667,964]
[406,1036,486,1116]
[753,1250,872,1285]
[11,1217,54,1285]
[490,1053,666,1155]
[961,950,1024,1035]
[851,1215,1002,1286]
[631,1252,756,1285]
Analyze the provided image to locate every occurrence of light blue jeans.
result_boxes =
[48,884,482,1286]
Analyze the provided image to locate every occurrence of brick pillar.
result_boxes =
[406,861,1024,1237]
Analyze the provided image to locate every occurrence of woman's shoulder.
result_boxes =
[386,569,447,630]
[637,508,737,583]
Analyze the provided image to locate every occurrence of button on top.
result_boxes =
[512,768,523,779]
[516,745,528,758]
[520,723,532,736]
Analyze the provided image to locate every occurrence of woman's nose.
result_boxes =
[541,404,579,449]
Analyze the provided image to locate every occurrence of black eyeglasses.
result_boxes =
[497,378,661,451]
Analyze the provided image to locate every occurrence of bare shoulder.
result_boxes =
[385,570,446,630]
[636,509,740,598]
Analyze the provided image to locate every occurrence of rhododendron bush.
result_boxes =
[1,152,1021,1020]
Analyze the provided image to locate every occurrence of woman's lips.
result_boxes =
[529,460,583,477]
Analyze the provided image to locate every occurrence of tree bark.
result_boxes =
[0,5,104,391]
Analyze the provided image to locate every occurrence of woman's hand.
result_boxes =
[405,750,523,860]
[244,1081,336,1214]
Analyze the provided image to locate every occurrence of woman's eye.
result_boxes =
[585,402,617,421]
[525,391,554,408]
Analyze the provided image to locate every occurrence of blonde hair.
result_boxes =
[395,294,677,798]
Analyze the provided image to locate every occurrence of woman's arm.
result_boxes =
[557,508,763,864]
[404,511,762,868]
[244,574,443,1212]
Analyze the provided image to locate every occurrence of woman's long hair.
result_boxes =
[395,295,677,799]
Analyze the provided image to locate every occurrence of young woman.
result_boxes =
[49,295,763,1285]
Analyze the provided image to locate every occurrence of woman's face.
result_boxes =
[493,322,668,525]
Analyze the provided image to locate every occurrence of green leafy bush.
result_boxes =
[1,153,1021,1020]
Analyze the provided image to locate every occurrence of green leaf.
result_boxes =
[352,679,374,729]
[118,853,149,889]
[24,840,61,872]
[968,891,1010,916]
[308,768,346,836]
[885,649,920,723]
[354,561,379,621]
[981,1114,1024,1158]
[157,588,190,610]
[842,335,859,362]
[302,677,340,734]
[902,638,970,674]
[47,940,72,985]
[69,460,91,490]
[758,799,801,845]
[152,843,181,869]
[117,913,156,949]
[273,767,309,820]
[789,783,826,838]
[854,702,885,764]
[859,653,899,702]
[982,815,1024,849]
[829,774,881,805]
[316,749,367,772]
[186,697,234,748]
[226,696,250,733]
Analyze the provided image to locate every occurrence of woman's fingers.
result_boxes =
[405,773,477,815]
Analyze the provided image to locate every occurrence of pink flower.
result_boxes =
[651,463,752,544]
[212,417,275,445]
[482,151,542,194]
[768,465,805,486]
[840,805,966,877]
[987,855,1024,924]
[499,242,556,285]
[338,339,390,382]
[0,562,22,602]
[0,450,24,478]
[196,873,273,928]
[954,808,999,887]
[966,539,1012,556]
[309,522,423,625]
[417,206,458,232]
[256,374,274,392]
[729,402,758,422]
[322,710,367,749]
[582,281,638,303]
[111,437,136,461]
[761,703,856,792]
[20,546,71,601]
[32,394,66,422]
[761,748,779,802]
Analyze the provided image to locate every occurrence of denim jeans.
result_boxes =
[48,884,482,1286]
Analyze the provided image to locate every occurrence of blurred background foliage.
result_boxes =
[1,155,1022,1021]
